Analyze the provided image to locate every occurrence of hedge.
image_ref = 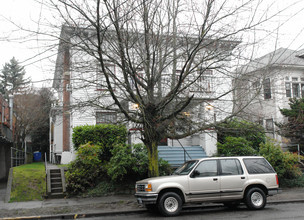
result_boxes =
[72,124,127,156]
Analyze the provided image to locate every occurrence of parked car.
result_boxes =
[135,156,281,216]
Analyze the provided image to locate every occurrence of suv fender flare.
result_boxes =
[243,184,268,197]
[157,187,186,203]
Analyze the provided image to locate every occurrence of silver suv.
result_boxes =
[135,156,281,216]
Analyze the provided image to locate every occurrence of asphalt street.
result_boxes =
[76,202,304,220]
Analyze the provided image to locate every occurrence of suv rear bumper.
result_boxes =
[268,188,282,196]
[135,193,158,204]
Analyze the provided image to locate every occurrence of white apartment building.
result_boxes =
[234,48,304,149]
[50,26,239,164]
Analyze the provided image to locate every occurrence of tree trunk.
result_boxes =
[147,140,159,177]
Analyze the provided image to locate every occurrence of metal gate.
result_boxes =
[11,147,25,167]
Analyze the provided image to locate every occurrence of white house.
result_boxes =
[50,26,239,164]
[234,48,304,149]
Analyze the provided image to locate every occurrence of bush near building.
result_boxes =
[218,136,304,186]
[66,124,171,196]
[216,118,266,150]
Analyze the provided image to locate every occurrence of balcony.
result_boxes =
[0,123,13,142]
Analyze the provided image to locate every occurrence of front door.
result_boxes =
[188,159,220,202]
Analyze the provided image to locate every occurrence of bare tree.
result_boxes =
[44,0,290,176]
[13,88,52,151]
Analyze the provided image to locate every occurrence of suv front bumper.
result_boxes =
[135,193,158,204]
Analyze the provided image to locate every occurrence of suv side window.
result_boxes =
[243,158,275,174]
[220,159,243,175]
[194,160,218,177]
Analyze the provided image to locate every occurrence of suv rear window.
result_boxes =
[243,158,275,174]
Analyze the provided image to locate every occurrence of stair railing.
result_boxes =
[177,139,192,162]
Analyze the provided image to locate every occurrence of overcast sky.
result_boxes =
[1,0,304,88]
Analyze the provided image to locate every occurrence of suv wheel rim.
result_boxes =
[164,197,178,213]
[251,192,263,207]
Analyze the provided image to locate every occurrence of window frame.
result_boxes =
[219,159,244,176]
[243,158,275,174]
[192,159,218,177]
[96,111,117,124]
[192,69,213,93]
[265,118,274,131]
[263,78,271,100]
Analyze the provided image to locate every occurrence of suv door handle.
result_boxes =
[241,177,245,179]
[213,178,218,181]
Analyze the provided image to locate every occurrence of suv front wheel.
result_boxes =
[158,192,182,216]
[245,187,266,210]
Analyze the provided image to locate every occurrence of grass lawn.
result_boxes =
[10,162,46,202]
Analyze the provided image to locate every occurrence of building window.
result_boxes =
[193,69,213,92]
[96,112,117,124]
[285,82,291,97]
[266,119,274,131]
[263,78,271,99]
[286,77,304,98]
[292,83,300,97]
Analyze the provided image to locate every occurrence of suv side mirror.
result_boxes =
[191,170,200,178]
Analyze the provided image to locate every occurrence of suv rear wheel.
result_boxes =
[158,192,182,216]
[245,187,266,210]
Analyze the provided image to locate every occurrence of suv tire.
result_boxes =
[158,192,182,216]
[245,187,266,210]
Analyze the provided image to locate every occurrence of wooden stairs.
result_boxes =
[47,168,66,198]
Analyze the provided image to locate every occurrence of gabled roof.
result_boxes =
[238,47,304,74]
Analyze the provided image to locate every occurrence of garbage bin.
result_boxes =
[33,151,42,162]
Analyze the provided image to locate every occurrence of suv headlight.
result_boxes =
[135,183,152,192]
[145,183,152,192]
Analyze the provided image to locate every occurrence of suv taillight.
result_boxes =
[276,175,279,185]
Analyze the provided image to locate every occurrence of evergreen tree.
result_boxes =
[0,57,30,99]
[278,98,304,147]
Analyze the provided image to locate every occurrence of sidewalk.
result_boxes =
[1,187,304,219]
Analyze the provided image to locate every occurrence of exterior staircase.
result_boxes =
[47,167,66,198]
[158,145,207,168]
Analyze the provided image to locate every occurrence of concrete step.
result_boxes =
[158,145,207,167]
[50,169,61,174]
[49,192,65,199]
[47,166,66,199]
[51,187,63,193]
[51,182,62,188]
[51,173,61,177]
[51,176,61,182]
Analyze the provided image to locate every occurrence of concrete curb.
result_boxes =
[268,199,304,204]
[2,199,304,220]
[0,209,146,220]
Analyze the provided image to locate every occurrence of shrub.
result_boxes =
[72,124,127,159]
[65,143,106,195]
[217,136,257,156]
[107,143,172,183]
[259,140,303,179]
[217,118,266,150]
[66,142,172,195]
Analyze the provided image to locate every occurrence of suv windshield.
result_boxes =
[173,160,198,175]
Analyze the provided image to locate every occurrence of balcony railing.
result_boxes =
[0,123,13,142]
